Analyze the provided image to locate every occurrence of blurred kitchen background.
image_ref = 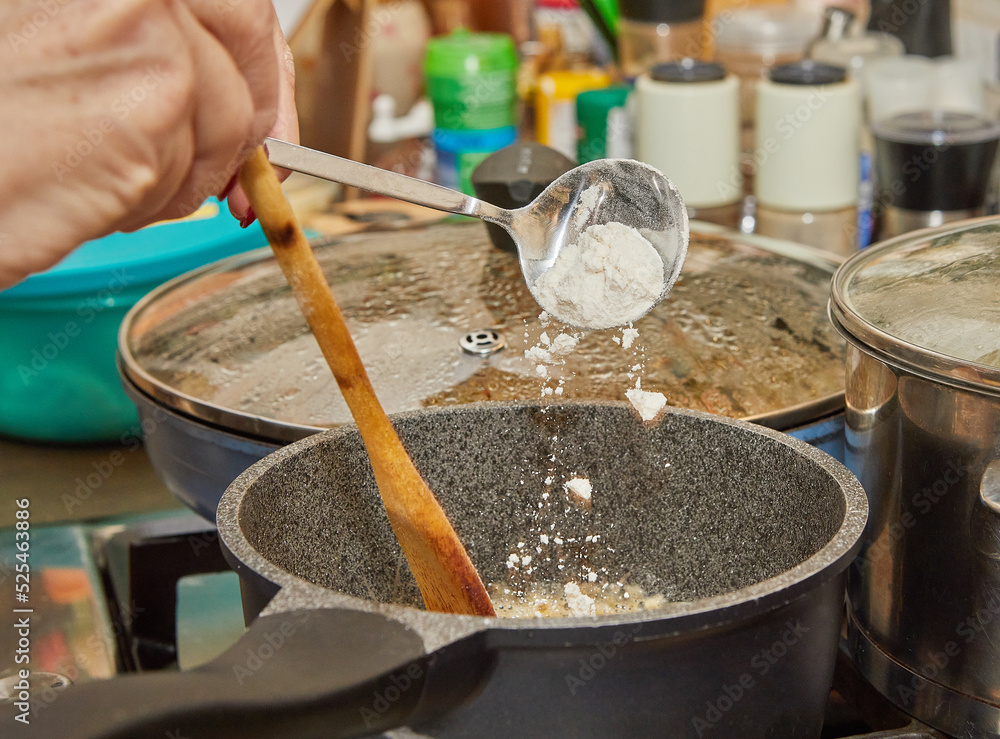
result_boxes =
[1,5,999,732]
[4,0,1000,523]
[273,0,1000,254]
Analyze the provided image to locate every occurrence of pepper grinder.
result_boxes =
[872,111,1000,239]
[636,60,742,229]
[753,61,861,256]
[471,142,575,252]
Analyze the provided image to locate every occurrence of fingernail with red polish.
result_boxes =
[240,208,256,229]
[218,174,238,201]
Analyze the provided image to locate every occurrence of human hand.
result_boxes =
[0,0,299,289]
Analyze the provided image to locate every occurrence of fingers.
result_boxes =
[186,0,280,145]
[226,17,299,221]
[0,0,298,286]
[132,0,297,228]
[273,24,300,148]
[124,1,257,226]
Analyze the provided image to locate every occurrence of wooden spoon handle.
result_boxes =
[238,147,495,617]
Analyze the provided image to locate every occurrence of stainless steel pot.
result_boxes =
[118,221,848,519]
[830,217,1000,738]
[9,403,866,738]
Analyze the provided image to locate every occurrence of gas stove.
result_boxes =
[0,512,951,738]
[0,443,948,738]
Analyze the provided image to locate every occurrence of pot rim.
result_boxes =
[830,216,1000,395]
[217,401,868,645]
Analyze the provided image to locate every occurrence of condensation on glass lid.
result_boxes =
[126,223,845,430]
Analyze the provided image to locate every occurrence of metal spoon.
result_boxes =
[265,138,689,328]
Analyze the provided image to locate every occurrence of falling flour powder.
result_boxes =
[524,331,579,364]
[620,327,639,349]
[531,222,664,330]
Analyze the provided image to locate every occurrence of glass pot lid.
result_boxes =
[831,217,1000,392]
[120,222,845,443]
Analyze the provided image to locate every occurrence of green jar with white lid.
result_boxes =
[424,29,518,131]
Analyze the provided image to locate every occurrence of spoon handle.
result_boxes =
[265,137,509,224]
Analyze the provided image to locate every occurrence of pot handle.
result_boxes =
[971,460,1000,558]
[4,607,492,738]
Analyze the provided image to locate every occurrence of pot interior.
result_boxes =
[235,404,848,611]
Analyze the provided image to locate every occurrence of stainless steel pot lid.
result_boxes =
[831,216,1000,393]
[119,222,845,443]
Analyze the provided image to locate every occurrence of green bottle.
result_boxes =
[576,86,632,162]
[424,29,518,131]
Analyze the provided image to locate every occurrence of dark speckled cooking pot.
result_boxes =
[18,403,866,739]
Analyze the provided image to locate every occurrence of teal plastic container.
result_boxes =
[576,86,632,163]
[0,201,267,443]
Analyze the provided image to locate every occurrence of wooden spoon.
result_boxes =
[238,147,495,617]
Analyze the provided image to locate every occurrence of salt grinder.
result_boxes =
[636,60,742,229]
[753,60,860,256]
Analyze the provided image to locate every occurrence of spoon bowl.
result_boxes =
[265,139,689,327]
[499,158,689,324]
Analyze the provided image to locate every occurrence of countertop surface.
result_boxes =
[0,436,182,528]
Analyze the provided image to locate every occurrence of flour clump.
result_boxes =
[531,222,664,330]
[565,476,593,509]
[564,582,596,617]
[625,378,667,421]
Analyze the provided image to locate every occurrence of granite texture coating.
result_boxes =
[218,402,867,644]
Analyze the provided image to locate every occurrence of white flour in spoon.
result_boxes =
[531,222,664,330]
